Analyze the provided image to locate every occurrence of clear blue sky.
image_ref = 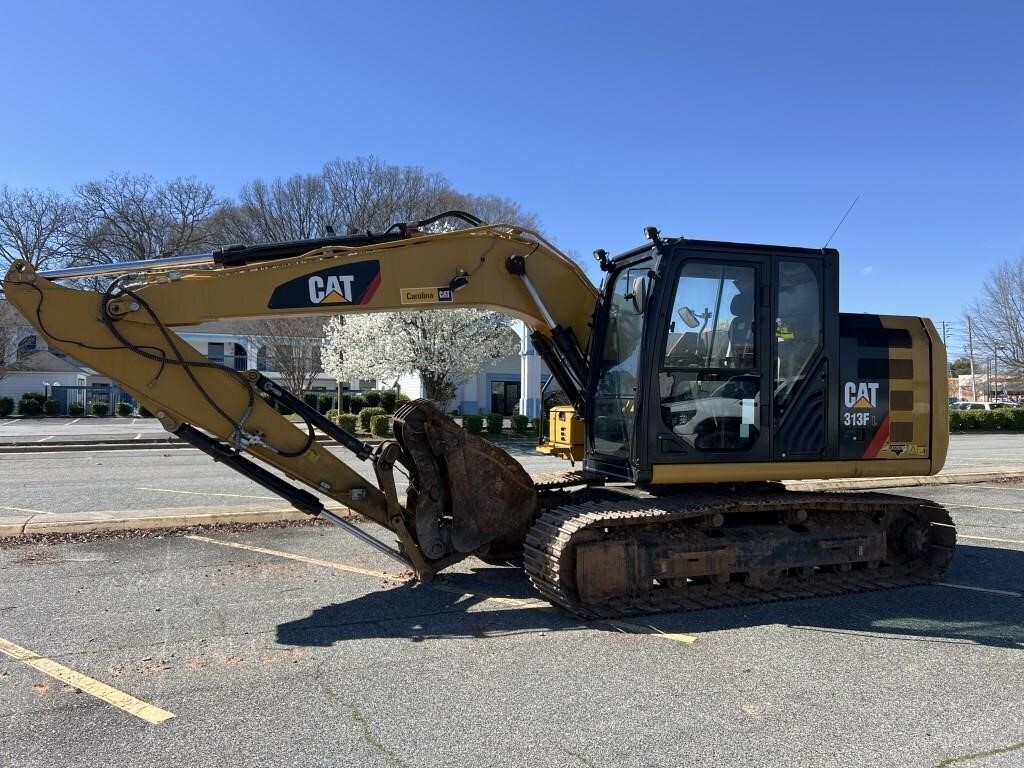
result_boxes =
[2,1,1020,351]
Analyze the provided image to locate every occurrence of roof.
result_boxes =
[5,350,86,374]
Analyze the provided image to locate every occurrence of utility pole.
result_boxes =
[967,316,977,401]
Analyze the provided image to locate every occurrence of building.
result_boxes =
[0,350,88,401]
[4,316,546,417]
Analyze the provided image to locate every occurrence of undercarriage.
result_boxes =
[392,402,956,618]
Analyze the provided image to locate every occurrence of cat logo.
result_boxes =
[844,381,880,409]
[268,260,381,310]
[309,274,355,304]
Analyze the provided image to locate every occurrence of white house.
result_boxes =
[0,350,88,401]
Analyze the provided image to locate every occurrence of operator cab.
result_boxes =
[585,238,840,483]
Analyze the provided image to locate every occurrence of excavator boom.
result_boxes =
[3,220,596,580]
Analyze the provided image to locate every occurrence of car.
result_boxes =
[958,402,1002,411]
[665,374,761,451]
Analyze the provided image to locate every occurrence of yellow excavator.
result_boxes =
[3,211,955,617]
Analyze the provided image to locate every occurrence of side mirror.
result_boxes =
[628,275,651,315]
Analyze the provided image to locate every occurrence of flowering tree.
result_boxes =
[322,310,519,411]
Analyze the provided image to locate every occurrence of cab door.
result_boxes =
[647,250,772,464]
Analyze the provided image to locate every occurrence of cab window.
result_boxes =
[659,263,760,452]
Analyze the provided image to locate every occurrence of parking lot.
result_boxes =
[2,479,1023,768]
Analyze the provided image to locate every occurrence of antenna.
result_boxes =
[823,194,860,249]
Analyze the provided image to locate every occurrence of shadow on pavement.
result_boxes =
[277,545,1024,650]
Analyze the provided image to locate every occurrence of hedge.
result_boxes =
[370,414,392,437]
[43,398,61,416]
[511,415,530,435]
[0,396,13,417]
[950,409,1024,431]
[68,403,85,417]
[358,406,387,432]
[364,390,382,408]
[90,401,109,417]
[380,390,398,414]
[463,414,483,434]
[18,397,43,417]
[337,413,358,434]
[116,402,133,417]
[486,414,504,434]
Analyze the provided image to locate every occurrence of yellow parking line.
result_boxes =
[185,534,401,579]
[960,534,1024,546]
[140,487,279,501]
[431,584,697,644]
[604,620,698,644]
[0,637,175,725]
[187,537,697,645]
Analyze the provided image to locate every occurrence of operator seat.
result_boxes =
[726,292,754,368]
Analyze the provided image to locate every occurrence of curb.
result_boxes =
[786,468,1024,491]
[0,441,191,454]
[0,505,354,539]
[3,469,1021,541]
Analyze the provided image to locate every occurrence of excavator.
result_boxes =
[3,211,955,617]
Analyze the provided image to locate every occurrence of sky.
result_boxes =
[2,1,1021,355]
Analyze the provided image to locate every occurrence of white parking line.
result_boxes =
[65,419,80,426]
[36,436,54,442]
[969,485,1024,493]
[139,486,279,500]
[936,582,1021,598]
[1,505,52,515]
[931,502,1023,514]
[960,534,1024,546]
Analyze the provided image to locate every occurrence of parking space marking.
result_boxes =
[936,582,1021,597]
[960,534,1024,546]
[1,505,52,515]
[936,502,1024,514]
[430,585,698,643]
[969,485,1024,493]
[185,534,401,579]
[604,620,699,644]
[187,536,698,645]
[141,486,280,501]
[0,636,175,725]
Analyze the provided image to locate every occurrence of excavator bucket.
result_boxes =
[392,400,538,562]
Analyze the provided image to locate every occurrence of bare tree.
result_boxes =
[440,190,540,231]
[242,317,325,394]
[0,186,75,270]
[966,251,1024,374]
[0,299,25,381]
[69,173,222,265]
[227,175,332,243]
[322,155,453,233]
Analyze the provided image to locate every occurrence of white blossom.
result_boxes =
[322,310,519,410]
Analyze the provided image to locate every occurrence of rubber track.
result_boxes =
[523,491,955,618]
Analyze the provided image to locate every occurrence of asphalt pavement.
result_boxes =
[2,432,1023,537]
[1,481,1022,767]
